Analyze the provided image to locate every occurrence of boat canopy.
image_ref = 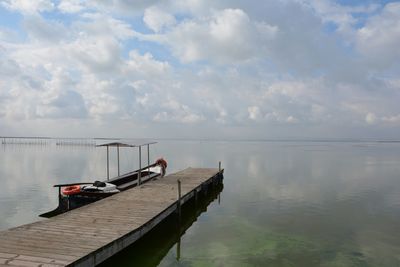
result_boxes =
[96,140,158,181]
[96,141,157,147]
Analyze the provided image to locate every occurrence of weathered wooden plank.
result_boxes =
[0,247,82,261]
[0,235,98,251]
[0,247,76,262]
[0,233,102,250]
[0,168,223,267]
[11,255,68,266]
[0,242,88,257]
[12,226,118,240]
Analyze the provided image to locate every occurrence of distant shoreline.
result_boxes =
[1,136,400,143]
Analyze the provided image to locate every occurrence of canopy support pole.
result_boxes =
[117,144,120,176]
[138,146,142,185]
[107,145,109,181]
[147,144,150,178]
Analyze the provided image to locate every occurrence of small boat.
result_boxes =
[40,141,167,218]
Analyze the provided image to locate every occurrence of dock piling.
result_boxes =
[176,234,181,261]
[177,179,182,218]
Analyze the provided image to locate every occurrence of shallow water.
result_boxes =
[1,140,400,266]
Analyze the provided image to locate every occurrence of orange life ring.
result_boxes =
[62,185,81,195]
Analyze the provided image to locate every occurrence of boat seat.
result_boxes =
[117,180,138,191]
[116,173,158,191]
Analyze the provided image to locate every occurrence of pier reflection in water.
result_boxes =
[1,140,400,266]
[99,182,224,267]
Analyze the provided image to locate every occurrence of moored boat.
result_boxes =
[40,141,167,218]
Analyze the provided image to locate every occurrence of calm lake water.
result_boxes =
[1,140,400,266]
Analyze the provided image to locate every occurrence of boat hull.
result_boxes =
[40,169,161,218]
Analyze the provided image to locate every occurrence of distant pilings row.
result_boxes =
[55,139,96,146]
[1,137,97,147]
[1,137,51,145]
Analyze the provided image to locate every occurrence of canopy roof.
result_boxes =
[96,141,157,147]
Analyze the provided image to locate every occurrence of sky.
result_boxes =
[0,0,400,139]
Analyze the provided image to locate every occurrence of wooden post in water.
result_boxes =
[176,234,181,261]
[176,179,182,261]
[177,179,182,218]
[219,161,221,172]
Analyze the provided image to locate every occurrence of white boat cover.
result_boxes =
[81,182,120,193]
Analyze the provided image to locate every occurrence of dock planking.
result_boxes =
[0,167,224,267]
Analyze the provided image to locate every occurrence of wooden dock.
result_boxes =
[0,167,224,267]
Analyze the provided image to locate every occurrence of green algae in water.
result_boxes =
[163,218,372,267]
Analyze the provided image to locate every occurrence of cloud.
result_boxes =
[70,35,122,73]
[300,0,379,34]
[1,0,54,14]
[87,0,162,15]
[143,6,176,33]
[22,15,67,43]
[167,0,211,15]
[139,8,277,64]
[1,0,400,138]
[37,90,87,118]
[79,13,135,40]
[0,27,19,42]
[125,50,170,77]
[254,80,331,124]
[153,107,205,124]
[57,0,85,14]
[356,2,400,68]
[382,114,400,125]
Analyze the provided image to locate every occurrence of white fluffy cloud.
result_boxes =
[356,2,400,68]
[154,97,205,124]
[87,0,162,15]
[300,0,379,34]
[22,15,67,43]
[143,6,176,32]
[57,0,85,14]
[382,114,400,125]
[140,8,277,64]
[1,0,400,138]
[1,0,54,14]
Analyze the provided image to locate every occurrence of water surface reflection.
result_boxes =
[1,141,400,266]
[99,183,224,267]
